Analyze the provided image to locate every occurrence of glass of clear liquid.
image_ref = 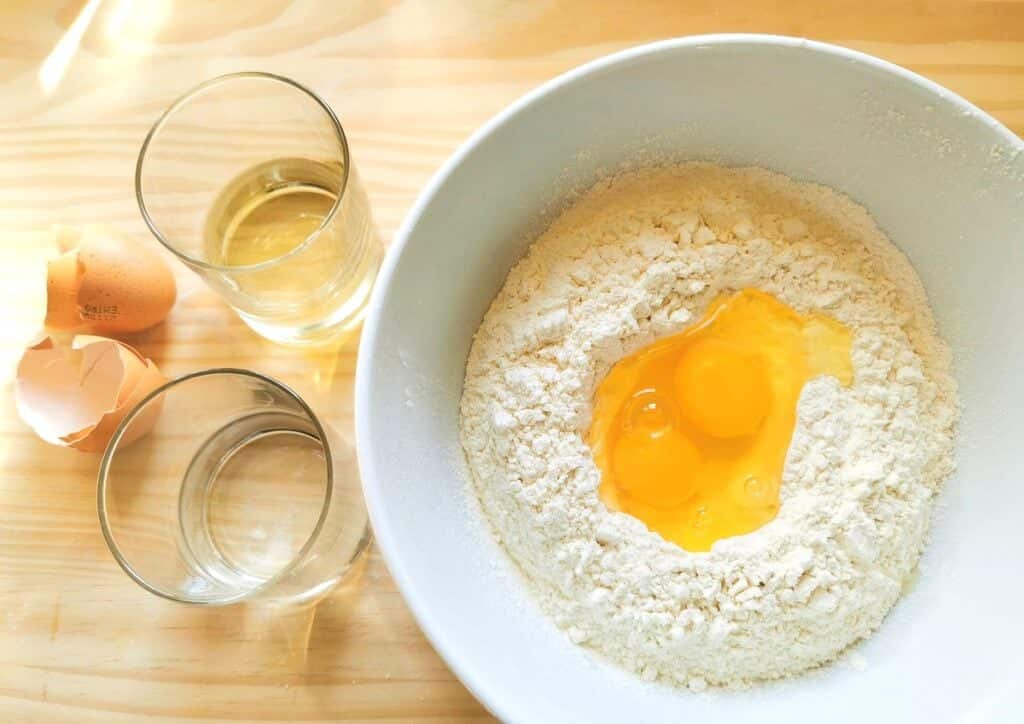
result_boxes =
[136,72,381,345]
[97,369,370,606]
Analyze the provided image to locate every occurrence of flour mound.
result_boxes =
[458,164,958,688]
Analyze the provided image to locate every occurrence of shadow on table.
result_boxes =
[254,550,371,669]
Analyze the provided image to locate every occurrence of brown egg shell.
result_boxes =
[14,334,167,453]
[45,225,177,334]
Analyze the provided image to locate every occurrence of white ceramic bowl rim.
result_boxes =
[356,34,1021,721]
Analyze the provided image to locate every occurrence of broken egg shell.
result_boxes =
[60,335,167,452]
[45,251,84,329]
[15,335,167,453]
[45,225,177,335]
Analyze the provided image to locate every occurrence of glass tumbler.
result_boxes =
[136,72,381,345]
[98,369,370,606]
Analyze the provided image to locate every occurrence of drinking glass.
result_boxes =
[97,369,370,606]
[136,72,381,345]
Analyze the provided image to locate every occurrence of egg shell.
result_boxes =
[45,250,84,329]
[14,334,167,453]
[45,225,177,334]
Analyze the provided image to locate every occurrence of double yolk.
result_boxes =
[588,289,853,552]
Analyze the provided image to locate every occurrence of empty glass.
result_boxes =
[97,369,370,606]
[136,72,381,345]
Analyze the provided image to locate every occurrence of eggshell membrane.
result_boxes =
[45,225,177,334]
[14,335,167,453]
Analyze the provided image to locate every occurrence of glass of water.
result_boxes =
[136,72,381,345]
[97,369,370,606]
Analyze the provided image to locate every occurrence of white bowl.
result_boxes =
[356,35,1024,723]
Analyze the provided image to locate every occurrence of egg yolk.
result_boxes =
[589,289,852,552]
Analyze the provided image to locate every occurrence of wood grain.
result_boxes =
[0,1,1021,721]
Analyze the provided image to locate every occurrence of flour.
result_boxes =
[458,164,958,688]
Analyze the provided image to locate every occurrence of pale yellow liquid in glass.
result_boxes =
[218,186,335,265]
[203,158,380,343]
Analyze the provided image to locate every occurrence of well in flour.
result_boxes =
[458,163,958,688]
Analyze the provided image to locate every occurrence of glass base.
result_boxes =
[237,269,376,346]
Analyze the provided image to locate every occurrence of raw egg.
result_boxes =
[589,289,852,551]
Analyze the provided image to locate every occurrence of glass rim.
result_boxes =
[96,368,337,605]
[134,71,352,274]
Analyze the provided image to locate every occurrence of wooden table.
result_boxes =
[1,1,1021,721]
